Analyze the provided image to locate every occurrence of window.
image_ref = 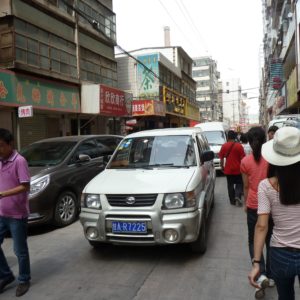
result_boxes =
[28,52,38,66]
[16,49,26,63]
[71,139,99,162]
[108,135,196,169]
[14,19,77,78]
[77,0,116,42]
[95,137,122,156]
[80,46,117,85]
[15,35,27,49]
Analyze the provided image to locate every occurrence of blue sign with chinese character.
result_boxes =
[137,54,159,99]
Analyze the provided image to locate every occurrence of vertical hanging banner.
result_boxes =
[137,54,159,99]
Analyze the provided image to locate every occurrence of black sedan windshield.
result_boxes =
[21,141,77,166]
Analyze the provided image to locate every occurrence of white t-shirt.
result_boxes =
[258,179,300,248]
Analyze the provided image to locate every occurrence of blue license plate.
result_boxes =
[112,221,147,233]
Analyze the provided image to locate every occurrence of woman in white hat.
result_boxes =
[248,126,300,300]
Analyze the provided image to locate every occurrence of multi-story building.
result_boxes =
[217,80,224,121]
[222,78,242,128]
[116,47,200,130]
[0,0,127,148]
[260,0,300,126]
[192,56,221,122]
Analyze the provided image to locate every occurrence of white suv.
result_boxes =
[80,127,215,253]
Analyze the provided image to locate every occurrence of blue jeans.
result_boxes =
[270,247,300,300]
[0,217,31,282]
[247,208,273,278]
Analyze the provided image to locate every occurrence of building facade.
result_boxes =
[0,0,124,148]
[192,56,222,122]
[260,0,300,126]
[116,47,200,131]
[222,78,242,128]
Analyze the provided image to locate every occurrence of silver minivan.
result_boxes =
[80,127,215,253]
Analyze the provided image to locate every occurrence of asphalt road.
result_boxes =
[2,176,299,300]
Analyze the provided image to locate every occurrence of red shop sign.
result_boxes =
[100,85,130,116]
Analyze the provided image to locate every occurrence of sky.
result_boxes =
[113,0,263,114]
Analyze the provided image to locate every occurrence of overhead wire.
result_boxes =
[157,0,196,49]
[175,0,210,54]
[60,0,173,91]
[61,0,256,100]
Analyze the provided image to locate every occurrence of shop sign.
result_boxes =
[0,69,80,112]
[18,105,33,118]
[287,68,297,107]
[186,102,200,121]
[269,59,283,90]
[163,86,186,116]
[273,84,286,115]
[100,85,132,116]
[126,119,137,125]
[137,54,159,99]
[132,100,165,116]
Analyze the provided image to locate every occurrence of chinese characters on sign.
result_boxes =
[0,69,80,112]
[137,54,159,99]
[163,86,186,116]
[0,81,8,99]
[18,105,33,118]
[132,100,165,116]
[100,85,131,116]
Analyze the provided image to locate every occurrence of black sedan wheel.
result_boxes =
[54,191,78,227]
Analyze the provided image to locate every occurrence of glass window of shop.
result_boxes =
[14,19,77,78]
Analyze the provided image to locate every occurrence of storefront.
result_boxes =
[81,84,132,135]
[131,99,166,131]
[163,86,200,127]
[0,69,80,148]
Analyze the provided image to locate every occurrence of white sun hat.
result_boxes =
[262,126,300,166]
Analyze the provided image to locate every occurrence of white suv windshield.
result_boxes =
[203,131,226,145]
[108,135,197,169]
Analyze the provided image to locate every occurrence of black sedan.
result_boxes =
[20,135,123,226]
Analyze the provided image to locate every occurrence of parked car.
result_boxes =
[267,114,300,129]
[20,135,123,226]
[194,122,229,170]
[80,127,215,253]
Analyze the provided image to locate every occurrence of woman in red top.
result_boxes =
[241,127,273,299]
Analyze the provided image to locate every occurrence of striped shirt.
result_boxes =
[258,179,300,248]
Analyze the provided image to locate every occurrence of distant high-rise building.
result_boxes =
[222,78,242,127]
[192,57,222,121]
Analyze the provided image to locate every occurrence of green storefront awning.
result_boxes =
[0,69,80,112]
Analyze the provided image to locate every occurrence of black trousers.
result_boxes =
[226,174,243,204]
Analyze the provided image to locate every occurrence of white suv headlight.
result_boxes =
[164,193,184,209]
[82,194,101,209]
[29,175,50,199]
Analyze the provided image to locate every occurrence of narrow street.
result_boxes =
[2,176,296,300]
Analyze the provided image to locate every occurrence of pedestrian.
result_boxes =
[241,126,274,299]
[0,128,31,297]
[240,133,252,155]
[267,125,278,140]
[219,130,245,206]
[248,126,300,300]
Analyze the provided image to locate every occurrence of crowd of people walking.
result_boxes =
[221,124,300,300]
